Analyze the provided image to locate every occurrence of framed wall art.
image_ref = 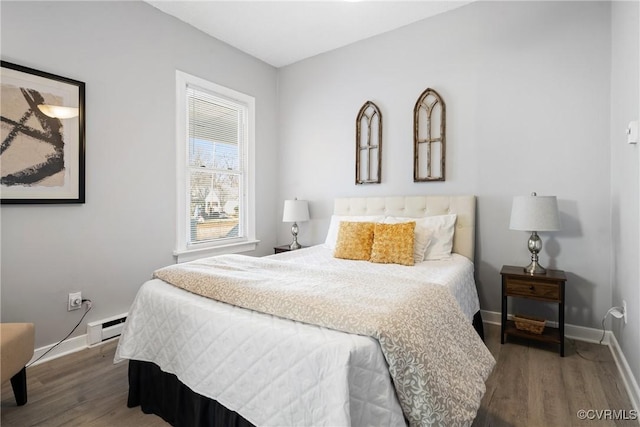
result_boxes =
[355,101,382,184]
[414,88,445,182]
[1,61,85,204]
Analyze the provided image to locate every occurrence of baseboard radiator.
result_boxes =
[87,313,127,346]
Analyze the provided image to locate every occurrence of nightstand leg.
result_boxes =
[501,277,507,344]
[559,300,565,357]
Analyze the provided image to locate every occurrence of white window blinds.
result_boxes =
[186,85,247,245]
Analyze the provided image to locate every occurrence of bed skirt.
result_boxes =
[127,311,485,426]
[127,358,255,427]
[472,310,484,341]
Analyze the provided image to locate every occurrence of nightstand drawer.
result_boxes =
[505,278,560,301]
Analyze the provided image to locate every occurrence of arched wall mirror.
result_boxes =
[414,88,446,182]
[355,101,382,185]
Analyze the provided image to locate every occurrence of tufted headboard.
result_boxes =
[333,195,476,262]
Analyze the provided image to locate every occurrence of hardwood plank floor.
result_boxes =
[1,341,166,427]
[1,324,637,426]
[473,324,638,427]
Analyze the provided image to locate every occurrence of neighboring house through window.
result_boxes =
[175,70,257,262]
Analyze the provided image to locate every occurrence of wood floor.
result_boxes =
[473,325,637,427]
[1,323,637,427]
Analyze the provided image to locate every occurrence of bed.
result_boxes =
[115,195,495,427]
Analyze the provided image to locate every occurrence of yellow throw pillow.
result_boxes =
[370,222,416,266]
[333,221,376,261]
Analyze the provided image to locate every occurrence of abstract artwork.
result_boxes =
[1,61,85,203]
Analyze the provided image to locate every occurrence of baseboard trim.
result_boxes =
[608,331,640,412]
[481,309,640,412]
[28,334,87,367]
[28,333,117,367]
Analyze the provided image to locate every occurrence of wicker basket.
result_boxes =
[513,314,546,334]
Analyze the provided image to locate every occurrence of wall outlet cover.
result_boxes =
[68,292,82,311]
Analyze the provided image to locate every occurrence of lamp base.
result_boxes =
[523,231,547,275]
[289,241,301,250]
[289,222,301,250]
[523,261,547,275]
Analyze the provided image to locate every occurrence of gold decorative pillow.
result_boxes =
[333,221,376,261]
[370,222,415,266]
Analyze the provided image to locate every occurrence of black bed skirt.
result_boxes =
[128,359,254,427]
[472,310,485,341]
[127,311,485,426]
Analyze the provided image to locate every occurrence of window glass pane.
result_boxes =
[189,170,240,244]
[189,139,239,170]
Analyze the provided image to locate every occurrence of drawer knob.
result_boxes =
[529,285,535,291]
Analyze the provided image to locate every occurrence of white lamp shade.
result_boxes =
[282,199,309,223]
[510,194,560,232]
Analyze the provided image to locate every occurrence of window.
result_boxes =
[175,71,257,262]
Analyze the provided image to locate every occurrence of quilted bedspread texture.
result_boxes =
[153,254,495,427]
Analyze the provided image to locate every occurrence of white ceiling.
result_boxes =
[146,1,472,68]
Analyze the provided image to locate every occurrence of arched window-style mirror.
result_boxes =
[414,88,446,182]
[356,101,382,185]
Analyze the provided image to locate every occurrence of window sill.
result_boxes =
[174,239,260,263]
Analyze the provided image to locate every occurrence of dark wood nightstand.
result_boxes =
[500,265,567,356]
[274,245,306,254]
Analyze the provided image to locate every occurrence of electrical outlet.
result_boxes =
[68,292,82,311]
[623,300,627,324]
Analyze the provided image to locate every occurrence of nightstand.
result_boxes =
[500,265,567,356]
[274,245,306,254]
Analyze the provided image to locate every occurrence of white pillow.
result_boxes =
[385,214,457,261]
[383,216,433,263]
[324,215,384,249]
[422,214,457,260]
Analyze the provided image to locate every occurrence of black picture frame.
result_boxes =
[1,61,85,204]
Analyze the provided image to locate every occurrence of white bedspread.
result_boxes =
[115,246,482,427]
[271,246,480,321]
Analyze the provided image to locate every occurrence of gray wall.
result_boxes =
[277,1,614,328]
[1,0,637,386]
[0,1,279,348]
[610,0,640,394]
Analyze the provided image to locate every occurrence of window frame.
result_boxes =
[174,70,258,263]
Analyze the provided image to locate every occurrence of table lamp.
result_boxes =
[282,198,309,250]
[509,192,560,275]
